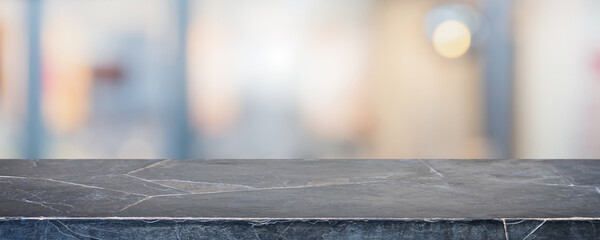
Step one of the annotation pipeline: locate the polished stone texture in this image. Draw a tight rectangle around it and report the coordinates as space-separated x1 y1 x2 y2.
0 159 599 239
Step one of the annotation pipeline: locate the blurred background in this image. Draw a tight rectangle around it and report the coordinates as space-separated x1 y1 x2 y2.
1 0 600 159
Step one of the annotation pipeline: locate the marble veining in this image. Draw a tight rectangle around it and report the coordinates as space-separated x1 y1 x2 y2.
1 159 599 239
1 159 599 218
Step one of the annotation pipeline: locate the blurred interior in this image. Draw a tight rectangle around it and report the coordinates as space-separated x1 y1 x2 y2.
1 0 600 159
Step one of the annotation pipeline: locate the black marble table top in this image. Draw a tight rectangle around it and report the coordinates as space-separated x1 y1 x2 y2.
1 159 599 219
1 159 599 239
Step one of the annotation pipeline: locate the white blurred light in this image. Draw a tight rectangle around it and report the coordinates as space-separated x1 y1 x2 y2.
432 20 471 58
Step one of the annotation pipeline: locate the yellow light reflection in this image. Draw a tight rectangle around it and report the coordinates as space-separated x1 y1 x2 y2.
432 20 471 59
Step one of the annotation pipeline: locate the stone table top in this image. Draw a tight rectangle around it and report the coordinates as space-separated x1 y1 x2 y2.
1 159 599 220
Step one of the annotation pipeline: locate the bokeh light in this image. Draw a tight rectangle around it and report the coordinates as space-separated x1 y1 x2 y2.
432 20 471 59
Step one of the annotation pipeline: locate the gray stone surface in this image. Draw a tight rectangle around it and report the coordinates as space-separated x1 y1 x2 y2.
0 159 599 239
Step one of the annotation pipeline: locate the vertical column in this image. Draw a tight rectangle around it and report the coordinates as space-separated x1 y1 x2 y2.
168 0 191 158
24 0 43 158
480 0 513 158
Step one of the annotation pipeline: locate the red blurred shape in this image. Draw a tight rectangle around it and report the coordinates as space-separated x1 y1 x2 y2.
93 63 123 84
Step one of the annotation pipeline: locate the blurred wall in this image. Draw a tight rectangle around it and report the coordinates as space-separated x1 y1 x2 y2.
366 0 486 158
0 0 28 158
514 0 600 158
